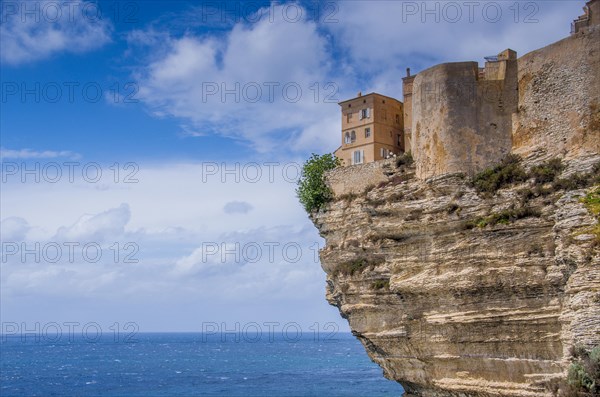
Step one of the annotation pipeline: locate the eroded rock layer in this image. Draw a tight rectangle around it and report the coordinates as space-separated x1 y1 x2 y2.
312 160 599 396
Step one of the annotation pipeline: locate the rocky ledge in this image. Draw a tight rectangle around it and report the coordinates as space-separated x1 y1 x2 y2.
311 157 599 396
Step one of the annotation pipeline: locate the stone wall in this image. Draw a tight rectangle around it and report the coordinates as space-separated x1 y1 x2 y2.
406 23 599 179
406 23 598 180
410 58 516 179
326 159 395 196
513 25 600 163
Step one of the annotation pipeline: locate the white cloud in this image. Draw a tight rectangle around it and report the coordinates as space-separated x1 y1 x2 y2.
130 4 340 154
272 1 585 104
0 216 30 241
0 147 81 160
0 162 336 330
0 0 112 65
223 200 253 214
327 0 584 74
54 203 130 242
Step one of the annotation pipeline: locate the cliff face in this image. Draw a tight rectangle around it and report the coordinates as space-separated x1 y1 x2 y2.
310 16 600 397
312 158 599 396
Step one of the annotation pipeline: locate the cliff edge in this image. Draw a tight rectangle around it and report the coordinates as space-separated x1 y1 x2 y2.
309 8 600 397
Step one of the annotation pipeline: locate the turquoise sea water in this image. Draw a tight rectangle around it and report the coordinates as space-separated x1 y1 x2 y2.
1 332 405 396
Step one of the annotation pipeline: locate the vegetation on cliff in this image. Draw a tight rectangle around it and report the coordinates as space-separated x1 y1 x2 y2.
472 154 527 195
472 155 600 198
466 156 600 234
315 154 599 395
297 153 340 213
395 151 414 168
580 187 600 244
550 346 600 396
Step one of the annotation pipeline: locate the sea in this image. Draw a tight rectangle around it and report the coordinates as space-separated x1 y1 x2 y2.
1 332 405 397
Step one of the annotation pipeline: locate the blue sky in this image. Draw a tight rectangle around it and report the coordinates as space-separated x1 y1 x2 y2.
0 0 587 332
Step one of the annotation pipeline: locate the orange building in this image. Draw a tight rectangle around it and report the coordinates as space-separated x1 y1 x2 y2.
334 92 404 166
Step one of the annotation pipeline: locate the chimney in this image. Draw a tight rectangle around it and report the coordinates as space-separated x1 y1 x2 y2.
357 91 362 97
406 68 411 77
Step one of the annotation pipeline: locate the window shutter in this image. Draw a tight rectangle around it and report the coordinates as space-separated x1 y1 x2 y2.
367 108 371 118
361 150 365 163
359 110 363 120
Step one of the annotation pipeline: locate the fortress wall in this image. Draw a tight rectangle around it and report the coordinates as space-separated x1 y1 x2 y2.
513 25 600 162
411 62 514 179
325 159 394 196
475 56 517 166
402 75 415 153
592 0 600 25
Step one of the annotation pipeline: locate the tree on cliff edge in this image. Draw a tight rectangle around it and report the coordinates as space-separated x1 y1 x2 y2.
297 153 340 213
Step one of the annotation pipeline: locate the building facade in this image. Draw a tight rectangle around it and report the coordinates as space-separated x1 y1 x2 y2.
334 93 404 166
332 0 598 181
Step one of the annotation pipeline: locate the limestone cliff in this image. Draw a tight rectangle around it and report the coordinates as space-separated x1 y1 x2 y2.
310 6 600 397
312 156 598 396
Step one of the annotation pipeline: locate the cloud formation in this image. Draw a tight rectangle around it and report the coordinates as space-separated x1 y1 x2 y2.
54 203 131 242
223 201 253 214
1 161 332 329
0 0 112 65
0 216 30 241
129 4 341 154
0 148 81 160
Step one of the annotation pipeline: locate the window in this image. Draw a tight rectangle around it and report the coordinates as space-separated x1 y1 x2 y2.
396 114 400 124
344 132 351 144
347 112 352 123
397 134 402 147
344 131 356 144
365 128 371 138
380 148 389 159
352 150 364 165
359 108 370 120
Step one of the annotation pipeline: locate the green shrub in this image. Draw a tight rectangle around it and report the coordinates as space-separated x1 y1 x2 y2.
335 257 385 276
396 151 414 168
530 158 564 184
552 173 592 191
475 156 599 199
472 154 527 194
372 279 390 290
465 206 541 229
592 161 600 185
580 187 600 246
558 346 600 396
296 153 340 213
550 162 600 192
492 206 541 225
581 187 600 217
